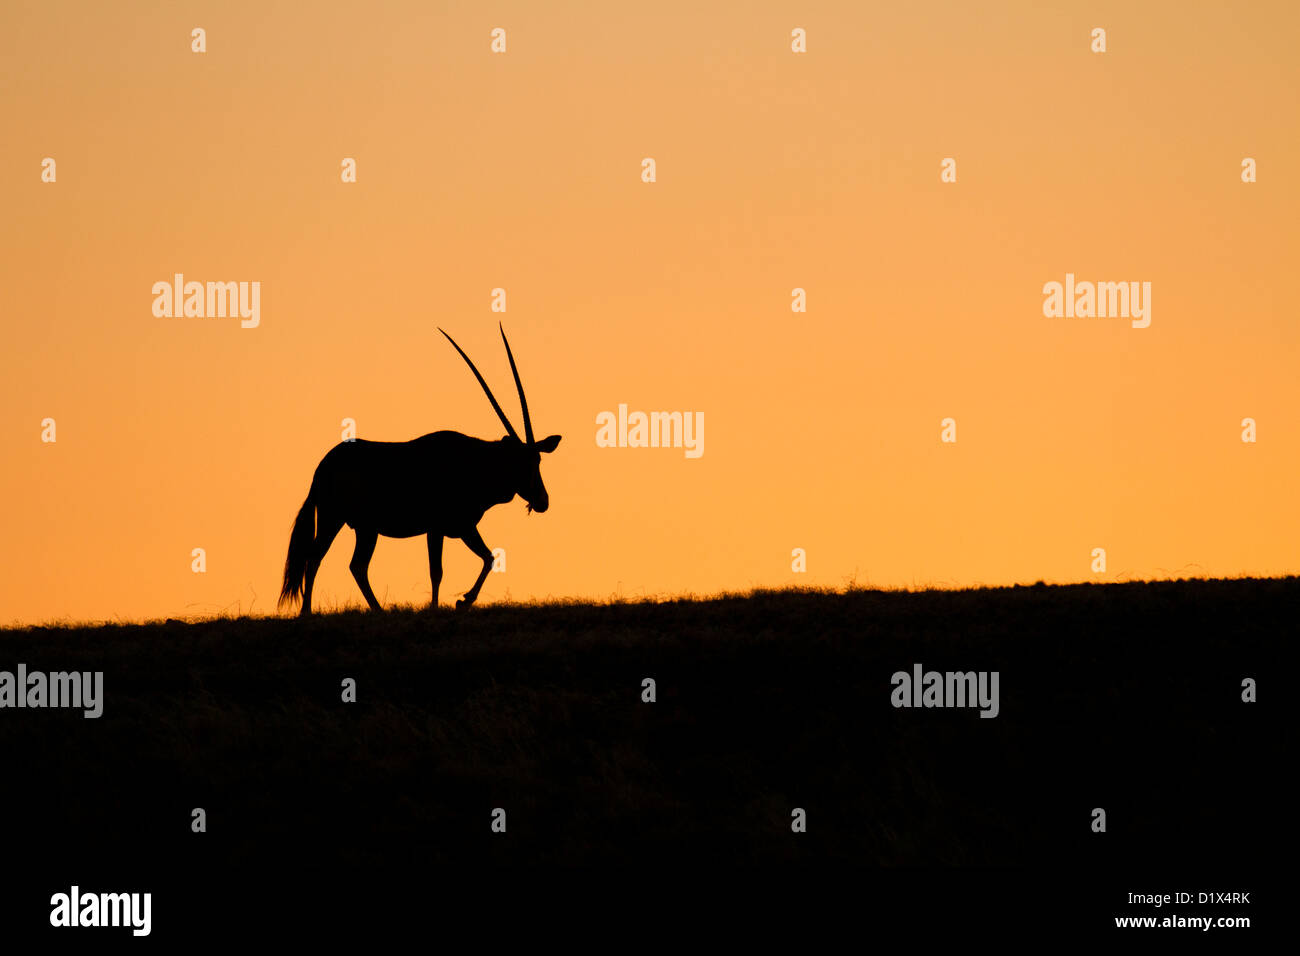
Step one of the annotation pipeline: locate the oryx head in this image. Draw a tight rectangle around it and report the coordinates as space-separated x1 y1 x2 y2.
439 324 562 513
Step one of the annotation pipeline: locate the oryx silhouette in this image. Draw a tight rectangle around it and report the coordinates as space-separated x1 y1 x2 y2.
279 324 561 615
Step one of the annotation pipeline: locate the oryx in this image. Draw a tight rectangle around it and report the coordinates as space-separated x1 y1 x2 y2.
279 324 561 615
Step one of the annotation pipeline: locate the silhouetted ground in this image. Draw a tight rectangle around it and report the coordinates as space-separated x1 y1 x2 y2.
0 578 1284 935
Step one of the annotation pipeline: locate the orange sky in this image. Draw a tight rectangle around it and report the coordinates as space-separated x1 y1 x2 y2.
2 0 1296 625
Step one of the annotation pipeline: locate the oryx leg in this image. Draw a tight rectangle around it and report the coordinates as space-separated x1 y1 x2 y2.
349 528 383 611
456 528 494 610
301 510 344 617
427 533 444 607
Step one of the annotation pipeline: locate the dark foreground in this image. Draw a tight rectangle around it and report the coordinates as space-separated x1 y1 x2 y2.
0 578 1285 938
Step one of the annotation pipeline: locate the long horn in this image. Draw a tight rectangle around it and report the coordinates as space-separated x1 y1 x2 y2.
498 323 534 445
439 328 519 440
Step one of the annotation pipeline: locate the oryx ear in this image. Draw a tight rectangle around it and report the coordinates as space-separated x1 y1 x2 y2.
534 434 562 453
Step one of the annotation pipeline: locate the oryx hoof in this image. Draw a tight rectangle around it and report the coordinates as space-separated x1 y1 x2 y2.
455 598 473 612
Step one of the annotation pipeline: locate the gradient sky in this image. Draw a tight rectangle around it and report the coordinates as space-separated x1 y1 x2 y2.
2 0 1296 625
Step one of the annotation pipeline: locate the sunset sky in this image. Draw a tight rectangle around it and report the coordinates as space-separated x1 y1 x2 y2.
2 0 1296 625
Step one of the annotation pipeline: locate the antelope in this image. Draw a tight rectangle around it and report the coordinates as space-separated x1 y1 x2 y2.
278 324 561 616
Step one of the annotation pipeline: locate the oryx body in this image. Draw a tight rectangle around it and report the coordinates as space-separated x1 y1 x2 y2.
279 326 561 615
